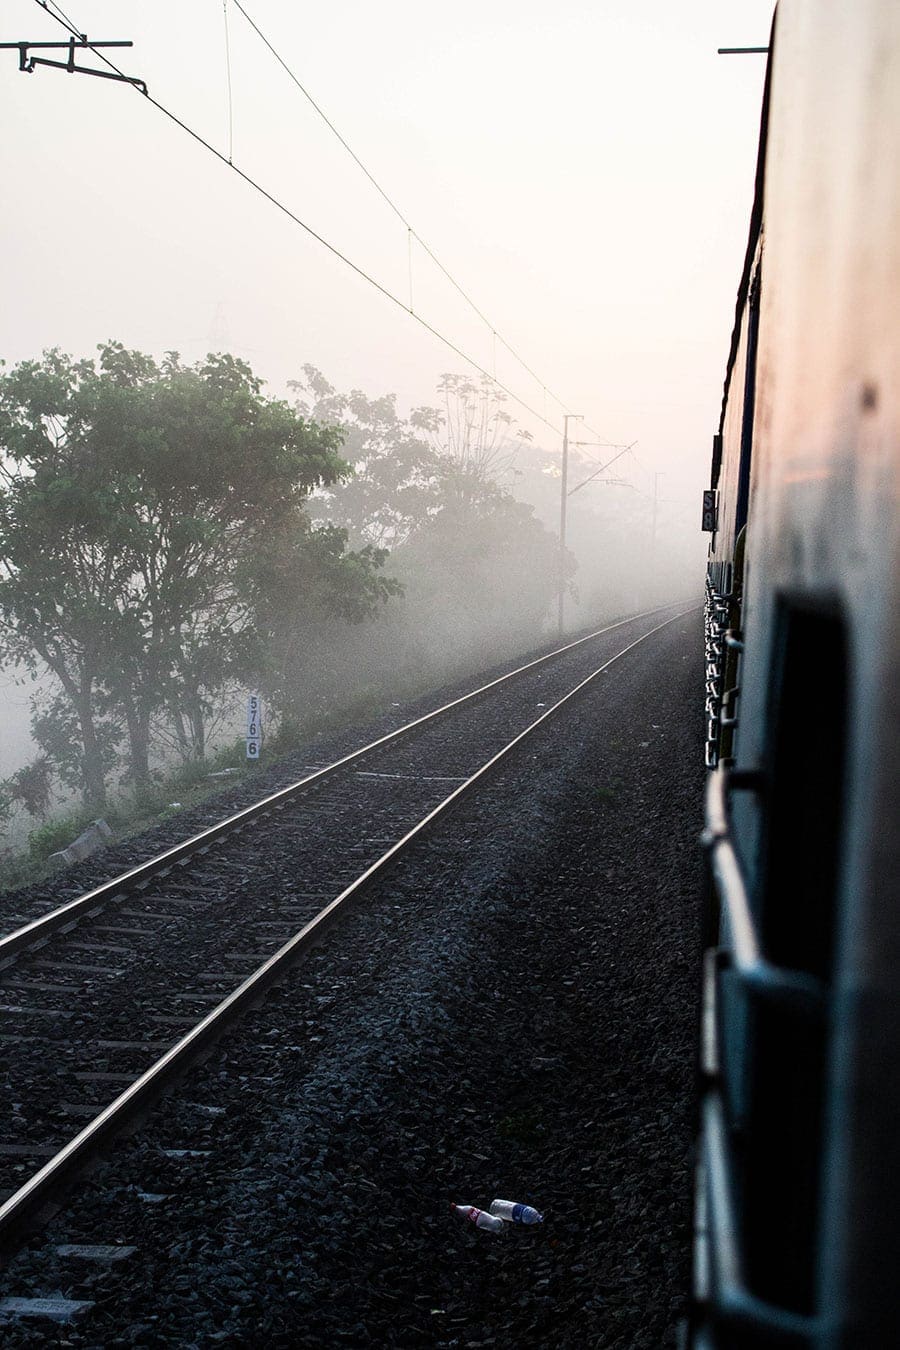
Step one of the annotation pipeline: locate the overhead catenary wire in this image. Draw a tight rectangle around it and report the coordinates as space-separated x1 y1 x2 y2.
30 0 625 458
568 444 634 497
29 0 565 438
36 0 83 39
31 1 619 451
230 1 618 450
230 0 594 428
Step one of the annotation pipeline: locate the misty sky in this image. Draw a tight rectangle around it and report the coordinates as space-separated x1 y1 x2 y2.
4 1 771 479
1 0 772 768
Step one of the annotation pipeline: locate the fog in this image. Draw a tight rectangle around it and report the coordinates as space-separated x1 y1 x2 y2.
0 0 772 853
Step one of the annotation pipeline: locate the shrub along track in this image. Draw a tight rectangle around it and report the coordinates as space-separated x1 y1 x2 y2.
0 607 702 1346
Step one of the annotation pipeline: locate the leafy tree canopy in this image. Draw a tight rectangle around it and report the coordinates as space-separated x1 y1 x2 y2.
291 364 441 550
0 343 396 805
292 366 570 653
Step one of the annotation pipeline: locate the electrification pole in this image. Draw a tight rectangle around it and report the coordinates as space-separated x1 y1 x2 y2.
558 413 582 637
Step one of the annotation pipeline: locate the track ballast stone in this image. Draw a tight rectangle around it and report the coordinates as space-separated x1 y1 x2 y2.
0 612 702 1348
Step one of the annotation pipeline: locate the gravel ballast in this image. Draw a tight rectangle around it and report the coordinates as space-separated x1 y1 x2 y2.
0 609 703 1347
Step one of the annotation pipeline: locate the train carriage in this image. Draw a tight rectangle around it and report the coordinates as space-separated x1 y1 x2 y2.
695 2 900 1345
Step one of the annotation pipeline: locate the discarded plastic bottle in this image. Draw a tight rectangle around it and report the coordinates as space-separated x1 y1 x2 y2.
489 1198 544 1225
450 1203 505 1233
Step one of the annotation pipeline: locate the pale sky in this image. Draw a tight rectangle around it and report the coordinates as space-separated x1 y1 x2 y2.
3 0 773 501
0 0 774 780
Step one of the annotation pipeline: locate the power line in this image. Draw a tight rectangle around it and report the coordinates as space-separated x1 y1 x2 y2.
36 1 82 40
230 2 618 448
29 0 564 437
31 1 626 458
568 444 633 497
231 0 584 425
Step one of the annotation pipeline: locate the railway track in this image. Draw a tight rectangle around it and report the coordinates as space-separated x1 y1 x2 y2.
0 604 692 1272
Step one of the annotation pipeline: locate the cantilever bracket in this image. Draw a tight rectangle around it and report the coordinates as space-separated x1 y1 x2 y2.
0 37 147 94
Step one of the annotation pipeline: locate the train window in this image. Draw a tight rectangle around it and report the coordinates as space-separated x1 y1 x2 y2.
743 598 848 1313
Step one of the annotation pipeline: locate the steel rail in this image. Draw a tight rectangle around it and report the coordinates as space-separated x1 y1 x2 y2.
0 605 678 968
0 605 697 1250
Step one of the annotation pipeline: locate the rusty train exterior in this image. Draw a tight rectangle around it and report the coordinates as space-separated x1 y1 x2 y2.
694 2 899 1346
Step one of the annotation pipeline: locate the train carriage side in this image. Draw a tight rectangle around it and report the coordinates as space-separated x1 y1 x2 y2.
704 232 763 772
704 46 770 772
695 3 900 1347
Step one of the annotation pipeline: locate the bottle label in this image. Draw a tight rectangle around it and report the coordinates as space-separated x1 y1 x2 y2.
512 1204 524 1223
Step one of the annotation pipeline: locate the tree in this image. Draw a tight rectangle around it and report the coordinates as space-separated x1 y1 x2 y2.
0 343 398 804
238 510 402 719
0 756 53 821
292 367 539 544
290 365 441 549
414 372 531 491
292 365 567 625
0 347 140 805
290 367 569 673
393 472 569 650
